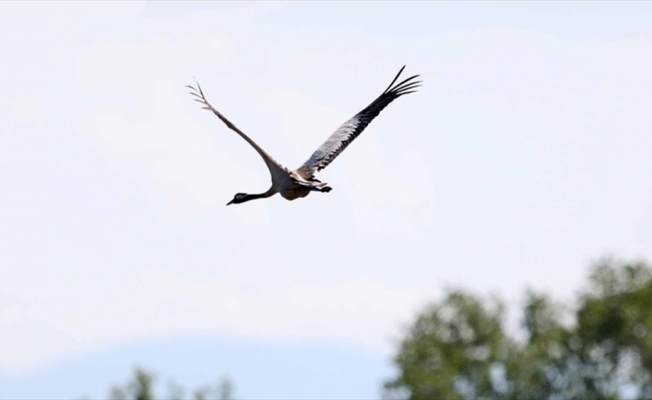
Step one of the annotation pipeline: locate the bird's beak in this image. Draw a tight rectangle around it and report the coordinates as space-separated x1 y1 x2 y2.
226 199 234 206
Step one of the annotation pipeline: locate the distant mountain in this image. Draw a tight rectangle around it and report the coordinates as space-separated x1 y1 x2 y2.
0 336 392 399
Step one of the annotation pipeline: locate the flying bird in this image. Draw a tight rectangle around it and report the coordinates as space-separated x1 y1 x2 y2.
187 66 421 206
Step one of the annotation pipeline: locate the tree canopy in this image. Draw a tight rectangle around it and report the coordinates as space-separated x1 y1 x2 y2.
384 258 652 400
107 367 234 400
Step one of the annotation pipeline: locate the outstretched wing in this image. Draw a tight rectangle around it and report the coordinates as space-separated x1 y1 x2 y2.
296 66 421 179
187 81 290 180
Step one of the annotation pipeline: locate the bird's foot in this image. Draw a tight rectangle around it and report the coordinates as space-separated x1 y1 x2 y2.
319 185 333 193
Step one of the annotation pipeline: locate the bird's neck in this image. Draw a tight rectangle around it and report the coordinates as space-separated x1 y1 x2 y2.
242 188 275 203
243 193 267 202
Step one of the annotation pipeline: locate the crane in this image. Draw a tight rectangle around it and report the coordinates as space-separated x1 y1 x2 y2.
187 65 421 205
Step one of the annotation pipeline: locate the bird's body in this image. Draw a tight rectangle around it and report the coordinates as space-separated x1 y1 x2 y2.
187 66 421 205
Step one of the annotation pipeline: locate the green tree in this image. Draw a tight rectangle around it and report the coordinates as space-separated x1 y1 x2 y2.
383 290 514 400
109 367 155 400
108 367 236 400
574 259 652 399
384 258 652 400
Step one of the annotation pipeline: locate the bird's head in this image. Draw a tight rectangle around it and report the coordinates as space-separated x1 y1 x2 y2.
227 192 250 206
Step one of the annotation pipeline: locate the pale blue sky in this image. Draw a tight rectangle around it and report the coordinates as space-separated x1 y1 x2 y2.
1 1 652 398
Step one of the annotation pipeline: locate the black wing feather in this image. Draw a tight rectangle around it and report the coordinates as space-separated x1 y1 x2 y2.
297 66 422 178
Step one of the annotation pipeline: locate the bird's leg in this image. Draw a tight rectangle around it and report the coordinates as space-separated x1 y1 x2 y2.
315 180 332 192
315 183 332 193
301 181 332 193
292 176 332 193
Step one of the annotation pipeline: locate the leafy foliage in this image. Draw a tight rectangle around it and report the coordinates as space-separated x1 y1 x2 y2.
384 258 652 400
108 367 235 400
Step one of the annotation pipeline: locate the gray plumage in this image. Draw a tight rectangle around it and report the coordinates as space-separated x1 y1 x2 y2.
296 66 421 179
187 65 421 206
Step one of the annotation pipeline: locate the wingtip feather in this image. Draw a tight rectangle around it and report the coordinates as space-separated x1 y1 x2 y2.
383 65 408 94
